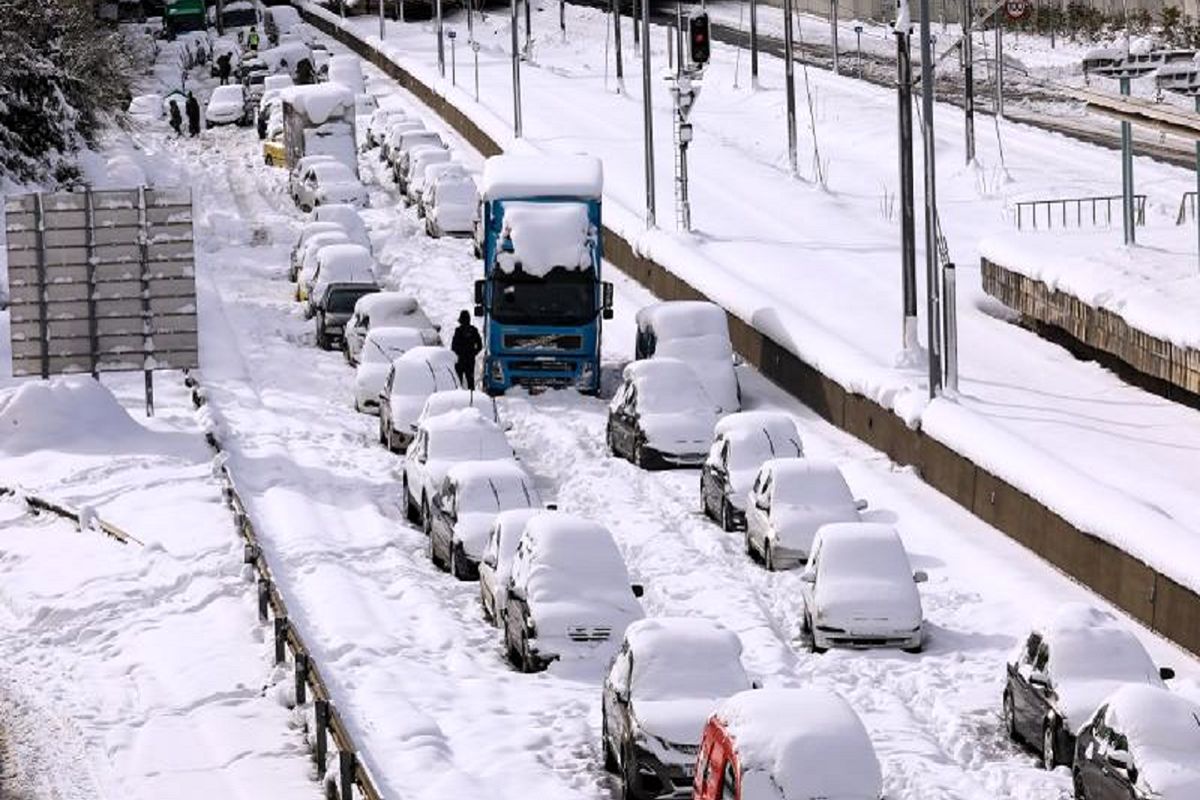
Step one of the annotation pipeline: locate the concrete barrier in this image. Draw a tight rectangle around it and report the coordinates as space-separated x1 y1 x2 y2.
298 6 1200 660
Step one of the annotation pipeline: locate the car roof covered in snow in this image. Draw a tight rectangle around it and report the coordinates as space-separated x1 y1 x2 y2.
635 301 729 339
810 523 912 577
761 458 853 506
354 291 418 317
425 162 468 183
624 618 749 701
716 688 882 800
516 514 634 604
280 83 354 124
622 358 704 391
420 408 511 460
364 326 426 350
315 243 372 272
210 85 245 102
481 154 603 201
715 411 803 449
1029 603 1162 685
309 161 356 182
421 389 497 421
1099 685 1200 782
387 348 458 396
495 203 592 277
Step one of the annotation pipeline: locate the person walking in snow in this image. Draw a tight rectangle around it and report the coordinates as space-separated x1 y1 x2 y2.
185 91 201 137
450 310 482 391
217 52 232 85
247 26 260 52
169 99 183 136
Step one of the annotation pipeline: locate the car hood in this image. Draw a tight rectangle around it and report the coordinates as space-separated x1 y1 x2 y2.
815 577 921 630
207 101 243 115
453 513 495 559
356 362 390 392
632 698 715 754
640 413 716 451
319 182 365 200
1138 753 1200 800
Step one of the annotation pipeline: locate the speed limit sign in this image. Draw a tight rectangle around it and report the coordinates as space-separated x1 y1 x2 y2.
1004 0 1031 20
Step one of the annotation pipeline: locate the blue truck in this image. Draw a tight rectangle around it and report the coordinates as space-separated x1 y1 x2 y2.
474 155 613 395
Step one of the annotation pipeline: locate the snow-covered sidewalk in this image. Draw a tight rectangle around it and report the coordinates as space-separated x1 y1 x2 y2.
308 1 1200 596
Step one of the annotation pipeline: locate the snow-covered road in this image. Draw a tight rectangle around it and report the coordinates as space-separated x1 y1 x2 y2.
132 26 1200 800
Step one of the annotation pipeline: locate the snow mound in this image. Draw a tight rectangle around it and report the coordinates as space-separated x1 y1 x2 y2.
498 203 593 276
0 378 154 456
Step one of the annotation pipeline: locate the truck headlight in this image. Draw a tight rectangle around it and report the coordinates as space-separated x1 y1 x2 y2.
576 362 595 389
490 360 504 383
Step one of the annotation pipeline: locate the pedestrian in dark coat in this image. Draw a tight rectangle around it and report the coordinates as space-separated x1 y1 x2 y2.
185 91 201 136
450 310 483 391
217 53 232 85
295 57 314 85
169 99 182 135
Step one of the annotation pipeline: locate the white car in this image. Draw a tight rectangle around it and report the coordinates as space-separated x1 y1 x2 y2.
800 523 927 653
288 154 337 200
391 131 445 189
744 458 864 570
417 389 501 430
353 327 428 413
601 618 752 798
290 221 347 282
427 461 542 579
366 107 408 147
312 204 370 251
128 93 163 121
294 161 367 212
423 169 477 237
263 73 293 93
380 120 426 164
701 411 804 532
417 162 466 217
327 53 365 95
294 230 350 300
635 301 741 414
479 508 545 626
205 85 250 127
606 359 720 469
503 514 644 672
403 408 514 527
344 292 438 365
305 243 374 316
403 147 452 205
378 347 460 454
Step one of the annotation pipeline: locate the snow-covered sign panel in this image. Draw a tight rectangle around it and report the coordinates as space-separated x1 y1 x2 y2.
4 187 199 383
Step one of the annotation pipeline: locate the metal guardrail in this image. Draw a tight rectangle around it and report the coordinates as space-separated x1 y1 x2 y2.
1177 191 1197 225
0 486 141 545
1015 194 1146 230
185 372 382 800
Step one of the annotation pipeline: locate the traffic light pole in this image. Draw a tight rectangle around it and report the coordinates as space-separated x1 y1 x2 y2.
749 0 759 87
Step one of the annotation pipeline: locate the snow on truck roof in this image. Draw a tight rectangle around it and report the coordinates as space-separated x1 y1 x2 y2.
481 154 603 201
716 688 882 800
280 83 354 124
497 203 592 277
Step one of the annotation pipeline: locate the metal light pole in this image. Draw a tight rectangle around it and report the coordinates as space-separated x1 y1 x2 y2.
560 0 566 38
750 0 759 87
854 23 863 77
338 0 344 19
449 29 457 85
468 0 474 42
918 0 942 397
511 0 523 136
782 0 798 175
524 0 532 56
1120 76 1135 245
437 0 445 77
1195 96 1199 271
473 40 481 101
612 0 625 86
994 18 1004 119
896 0 918 354
830 0 840 75
380 0 385 40
962 0 975 162
633 0 640 47
641 0 655 227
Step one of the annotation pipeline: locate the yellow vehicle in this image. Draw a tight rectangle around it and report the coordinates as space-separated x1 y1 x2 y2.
263 138 286 168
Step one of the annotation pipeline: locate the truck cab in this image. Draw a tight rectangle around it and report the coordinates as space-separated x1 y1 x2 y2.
475 155 613 395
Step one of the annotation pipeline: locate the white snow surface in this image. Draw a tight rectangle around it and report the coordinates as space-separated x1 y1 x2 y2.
497 202 593 276
481 154 603 201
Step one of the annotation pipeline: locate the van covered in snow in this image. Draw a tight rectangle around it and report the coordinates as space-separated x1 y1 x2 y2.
475 155 614 395
280 83 358 178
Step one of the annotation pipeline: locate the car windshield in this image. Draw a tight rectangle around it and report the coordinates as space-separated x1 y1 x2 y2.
327 287 376 314
490 267 595 326
635 374 709 415
428 429 510 461
1050 629 1159 684
458 476 535 514
212 86 243 102
819 535 907 581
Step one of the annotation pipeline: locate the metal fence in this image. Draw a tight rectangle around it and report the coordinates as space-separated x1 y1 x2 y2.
4 187 199 413
1014 194 1147 230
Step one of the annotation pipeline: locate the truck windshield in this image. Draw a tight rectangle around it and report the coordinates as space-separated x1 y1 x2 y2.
490 267 595 326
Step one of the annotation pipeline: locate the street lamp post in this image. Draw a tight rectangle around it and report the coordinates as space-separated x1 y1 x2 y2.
511 0 523 136
641 0 655 227
449 29 457 85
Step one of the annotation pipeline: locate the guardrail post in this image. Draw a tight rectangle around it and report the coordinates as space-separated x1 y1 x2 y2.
243 542 257 564
295 653 308 705
274 616 288 664
339 750 356 800
314 700 329 770
258 577 270 623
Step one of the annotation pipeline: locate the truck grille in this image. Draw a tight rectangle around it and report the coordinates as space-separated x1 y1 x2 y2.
504 333 583 351
566 625 612 642
511 359 575 373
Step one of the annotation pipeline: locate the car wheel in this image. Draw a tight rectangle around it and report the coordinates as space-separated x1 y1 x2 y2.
404 482 419 524
620 739 637 800
601 710 618 772
1042 719 1059 770
421 498 432 536
720 498 736 532
744 527 756 559
1072 767 1088 800
764 540 776 571
632 438 649 469
806 613 827 654
449 543 467 581
1003 690 1019 743
606 424 619 458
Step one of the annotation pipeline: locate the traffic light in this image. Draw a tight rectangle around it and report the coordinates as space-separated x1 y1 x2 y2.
688 13 710 66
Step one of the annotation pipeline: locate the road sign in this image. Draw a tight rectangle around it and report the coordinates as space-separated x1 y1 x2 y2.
4 186 199 413
1004 0 1031 21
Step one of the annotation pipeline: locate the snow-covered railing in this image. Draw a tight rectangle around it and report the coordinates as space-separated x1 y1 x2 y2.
1014 193 1146 230
186 372 383 800
0 486 141 545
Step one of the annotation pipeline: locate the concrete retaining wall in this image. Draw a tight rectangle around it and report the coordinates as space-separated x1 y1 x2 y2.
300 6 1200 659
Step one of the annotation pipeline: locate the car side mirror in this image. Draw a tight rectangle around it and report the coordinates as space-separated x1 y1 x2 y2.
1029 670 1051 690
631 584 645 599
854 498 868 511
418 454 427 464
800 571 816 584
750 679 763 690
602 308 614 320
503 421 514 432
1106 749 1131 772
474 279 485 304
913 570 928 584
615 685 630 704
1159 666 1176 680
545 503 558 511
755 495 769 512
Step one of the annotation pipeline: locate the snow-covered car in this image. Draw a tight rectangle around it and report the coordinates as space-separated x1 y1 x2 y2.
391 131 445 189
293 230 350 297
602 618 751 800
263 73 294 94
305 242 374 315
694 688 882 800
799 523 927 653
353 327 427 413
327 54 365 95
365 107 408 148
127 93 163 121
344 293 438 366
1073 685 1200 800
635 301 741 414
417 161 466 217
355 93 378 118
293 161 367 212
478 508 544 626
417 389 501 430
256 94 281 139
701 410 804 532
1003 603 1175 771
402 408 514 527
312 203 370 252
428 461 542 580
205 85 250 127
380 120 426 164
743 458 864 570
257 41 313 80
378 347 459 454
288 154 337 201
314 281 379 352
290 221 347 282
403 147 452 206
606 359 720 470
423 168 477 238
503 514 644 672
263 5 301 44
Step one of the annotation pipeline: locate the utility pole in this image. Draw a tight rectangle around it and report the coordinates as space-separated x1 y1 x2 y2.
830 0 840 74
962 0 975 162
1120 76 1135 245
642 0 655 228
524 0 532 56
437 0 445 76
511 0 523 136
750 0 759 87
612 0 624 87
379 0 386 39
896 0 918 354
782 0 798 175
918 0 942 397
633 0 640 47
994 18 1004 119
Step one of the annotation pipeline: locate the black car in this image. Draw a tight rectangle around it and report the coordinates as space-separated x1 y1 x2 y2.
606 360 718 471
1003 606 1174 770
314 282 379 351
699 411 803 532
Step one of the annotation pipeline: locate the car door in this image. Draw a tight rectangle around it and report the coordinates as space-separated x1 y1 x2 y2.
1097 723 1136 800
1015 639 1054 743
1007 632 1042 743
479 524 501 617
380 366 395 428
603 646 633 759
611 383 636 455
700 437 725 513
431 481 455 564
1075 707 1110 799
